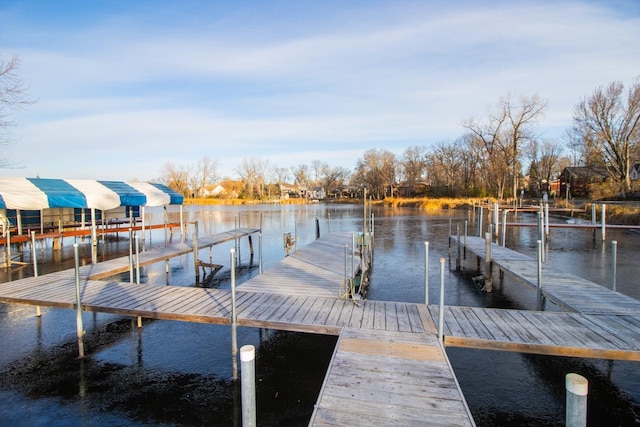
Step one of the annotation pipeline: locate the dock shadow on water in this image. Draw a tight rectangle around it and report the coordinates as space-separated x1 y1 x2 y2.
0 310 336 426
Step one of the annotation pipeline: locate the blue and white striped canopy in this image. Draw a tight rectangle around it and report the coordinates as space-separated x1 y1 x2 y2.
0 177 183 211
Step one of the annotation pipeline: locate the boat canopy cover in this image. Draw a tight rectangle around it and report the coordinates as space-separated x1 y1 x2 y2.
0 177 184 211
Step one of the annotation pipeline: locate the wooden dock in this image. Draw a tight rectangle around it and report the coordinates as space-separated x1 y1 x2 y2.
429 305 640 361
2 231 640 424
453 235 640 315
81 227 260 280
237 232 356 298
310 328 474 426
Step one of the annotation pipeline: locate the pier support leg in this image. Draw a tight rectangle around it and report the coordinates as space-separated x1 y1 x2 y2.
240 345 257 427
566 373 588 427
484 232 493 292
73 244 85 359
230 248 238 381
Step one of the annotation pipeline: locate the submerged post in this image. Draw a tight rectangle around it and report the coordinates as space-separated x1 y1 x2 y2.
566 373 588 427
438 257 445 341
73 243 85 358
231 248 238 381
240 345 257 427
424 242 429 305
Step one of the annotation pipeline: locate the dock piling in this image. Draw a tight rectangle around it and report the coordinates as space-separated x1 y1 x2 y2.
240 345 257 427
424 242 429 305
456 225 461 271
128 228 133 283
463 221 467 259
566 373 588 427
537 240 543 311
73 243 85 359
484 232 492 292
438 257 445 341
601 204 606 241
259 232 263 275
135 234 142 328
231 248 238 381
612 240 617 292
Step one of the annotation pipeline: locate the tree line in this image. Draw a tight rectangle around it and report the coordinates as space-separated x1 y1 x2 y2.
160 77 640 201
1 54 638 200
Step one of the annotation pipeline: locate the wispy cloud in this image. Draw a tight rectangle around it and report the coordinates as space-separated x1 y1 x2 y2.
1 0 639 180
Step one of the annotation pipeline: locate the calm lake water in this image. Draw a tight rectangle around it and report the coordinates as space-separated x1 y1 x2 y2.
0 203 639 426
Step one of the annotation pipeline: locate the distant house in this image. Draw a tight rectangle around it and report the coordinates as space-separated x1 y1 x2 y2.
396 181 430 197
304 186 326 200
330 185 363 199
630 164 640 181
559 166 609 198
203 184 226 197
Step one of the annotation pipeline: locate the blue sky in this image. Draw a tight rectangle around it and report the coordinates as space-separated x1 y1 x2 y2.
1 0 639 182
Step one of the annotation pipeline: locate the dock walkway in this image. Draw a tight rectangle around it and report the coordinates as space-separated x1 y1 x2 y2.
81 227 260 280
453 235 640 315
0 231 476 426
2 232 640 424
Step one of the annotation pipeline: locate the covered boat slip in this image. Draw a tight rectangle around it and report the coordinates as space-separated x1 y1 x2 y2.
0 176 184 262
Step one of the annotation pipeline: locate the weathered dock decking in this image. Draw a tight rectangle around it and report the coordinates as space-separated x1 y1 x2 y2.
453 235 640 315
81 227 260 280
429 305 640 361
310 328 474 426
2 231 640 424
238 232 357 298
0 231 476 426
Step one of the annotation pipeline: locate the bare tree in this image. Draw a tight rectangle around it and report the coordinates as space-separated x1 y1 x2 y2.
237 157 270 199
320 165 351 195
464 94 547 199
273 167 290 196
354 149 397 199
504 94 547 198
571 78 640 196
291 164 310 188
189 156 218 198
1 55 35 167
161 162 190 196
399 145 427 195
463 114 510 198
310 160 328 186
